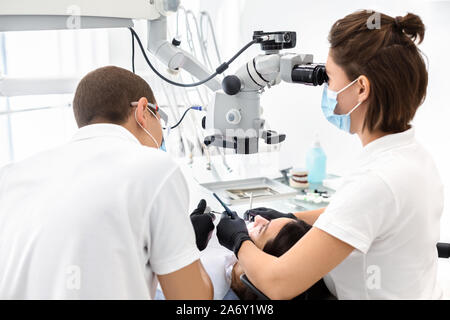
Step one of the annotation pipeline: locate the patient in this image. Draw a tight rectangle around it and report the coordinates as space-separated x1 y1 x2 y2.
154 213 332 300
228 215 332 300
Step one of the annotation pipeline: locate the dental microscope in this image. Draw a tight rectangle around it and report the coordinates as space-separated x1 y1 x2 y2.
202 31 328 154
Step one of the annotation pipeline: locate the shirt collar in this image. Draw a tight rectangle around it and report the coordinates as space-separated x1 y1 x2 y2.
70 123 141 145
359 127 415 159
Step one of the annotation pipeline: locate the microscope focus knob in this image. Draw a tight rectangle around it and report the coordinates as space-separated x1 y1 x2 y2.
226 109 242 125
222 75 241 95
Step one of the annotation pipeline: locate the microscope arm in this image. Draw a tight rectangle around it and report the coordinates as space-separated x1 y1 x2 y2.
146 16 222 92
223 53 314 94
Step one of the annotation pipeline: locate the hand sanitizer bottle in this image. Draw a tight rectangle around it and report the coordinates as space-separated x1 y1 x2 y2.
306 134 327 184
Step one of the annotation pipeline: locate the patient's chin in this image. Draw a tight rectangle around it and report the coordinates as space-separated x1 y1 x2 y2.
247 223 257 242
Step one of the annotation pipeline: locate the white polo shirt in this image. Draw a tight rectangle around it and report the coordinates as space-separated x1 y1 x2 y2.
0 124 200 299
315 128 444 299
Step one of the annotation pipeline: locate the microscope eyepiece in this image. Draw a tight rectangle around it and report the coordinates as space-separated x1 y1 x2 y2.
291 64 328 86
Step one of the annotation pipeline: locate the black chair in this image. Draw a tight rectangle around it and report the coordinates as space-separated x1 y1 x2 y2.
438 242 450 258
240 242 450 300
240 274 270 300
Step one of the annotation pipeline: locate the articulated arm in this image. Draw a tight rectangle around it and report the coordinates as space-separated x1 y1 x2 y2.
146 16 221 92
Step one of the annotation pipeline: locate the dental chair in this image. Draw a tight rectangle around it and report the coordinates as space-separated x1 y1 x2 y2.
240 242 450 300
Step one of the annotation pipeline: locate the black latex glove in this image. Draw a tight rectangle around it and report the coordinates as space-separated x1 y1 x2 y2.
190 199 215 251
243 207 297 222
216 211 252 257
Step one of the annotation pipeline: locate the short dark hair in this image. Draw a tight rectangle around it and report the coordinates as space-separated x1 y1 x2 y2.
328 11 428 134
232 219 332 300
73 66 156 127
262 219 312 257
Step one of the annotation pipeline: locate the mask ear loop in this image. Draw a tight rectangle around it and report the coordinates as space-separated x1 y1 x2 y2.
343 77 363 115
345 100 363 116
135 107 159 148
335 77 363 115
336 77 359 95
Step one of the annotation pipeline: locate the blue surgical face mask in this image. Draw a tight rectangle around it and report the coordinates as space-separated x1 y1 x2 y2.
159 138 166 152
321 78 362 133
159 126 170 152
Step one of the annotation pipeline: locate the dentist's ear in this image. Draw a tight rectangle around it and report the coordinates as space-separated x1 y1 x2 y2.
135 97 149 128
357 76 371 102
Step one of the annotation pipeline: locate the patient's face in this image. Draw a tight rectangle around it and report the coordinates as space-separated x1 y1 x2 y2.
247 215 293 249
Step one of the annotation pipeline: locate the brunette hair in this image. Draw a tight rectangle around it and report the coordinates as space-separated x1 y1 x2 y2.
262 219 312 256
73 66 156 127
328 10 428 133
232 219 332 300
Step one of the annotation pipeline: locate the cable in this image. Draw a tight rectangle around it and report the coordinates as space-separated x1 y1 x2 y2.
131 30 135 73
128 27 258 88
168 106 202 129
221 38 258 71
129 27 217 87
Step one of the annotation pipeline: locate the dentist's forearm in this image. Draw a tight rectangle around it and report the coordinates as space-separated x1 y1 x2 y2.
293 207 326 225
237 240 282 299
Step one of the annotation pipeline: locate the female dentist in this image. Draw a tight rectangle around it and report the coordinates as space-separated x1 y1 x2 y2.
216 10 444 300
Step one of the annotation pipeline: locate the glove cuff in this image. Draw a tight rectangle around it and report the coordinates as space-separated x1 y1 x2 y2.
287 213 298 220
233 233 252 257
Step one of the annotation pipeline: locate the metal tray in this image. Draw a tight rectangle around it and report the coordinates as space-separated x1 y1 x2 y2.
200 177 297 205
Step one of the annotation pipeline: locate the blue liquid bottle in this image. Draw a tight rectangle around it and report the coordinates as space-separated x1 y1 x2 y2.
306 135 327 184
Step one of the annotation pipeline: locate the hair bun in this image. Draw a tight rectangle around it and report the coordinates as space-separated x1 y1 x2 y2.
394 13 425 44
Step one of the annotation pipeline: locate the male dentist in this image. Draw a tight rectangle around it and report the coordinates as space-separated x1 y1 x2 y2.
0 66 214 299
